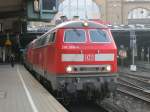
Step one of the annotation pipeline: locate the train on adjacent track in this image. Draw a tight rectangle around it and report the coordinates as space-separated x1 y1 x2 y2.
24 20 118 103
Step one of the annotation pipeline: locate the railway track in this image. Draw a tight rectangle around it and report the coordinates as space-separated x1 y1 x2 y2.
65 99 127 112
66 102 108 112
136 64 150 72
100 99 127 112
119 72 150 89
118 71 150 103
32 72 126 112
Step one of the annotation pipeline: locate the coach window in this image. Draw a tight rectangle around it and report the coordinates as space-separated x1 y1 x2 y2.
89 29 110 43
49 32 56 43
64 29 86 43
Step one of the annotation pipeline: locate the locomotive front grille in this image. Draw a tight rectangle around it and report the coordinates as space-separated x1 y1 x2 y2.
79 67 99 72
68 65 110 73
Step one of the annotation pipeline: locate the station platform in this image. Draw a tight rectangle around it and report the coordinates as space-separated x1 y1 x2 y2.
136 61 150 69
0 64 68 112
119 62 150 78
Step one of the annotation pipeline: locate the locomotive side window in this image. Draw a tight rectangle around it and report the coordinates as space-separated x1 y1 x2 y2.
49 32 56 43
89 30 110 43
36 39 41 47
34 36 48 48
40 37 47 46
64 29 86 43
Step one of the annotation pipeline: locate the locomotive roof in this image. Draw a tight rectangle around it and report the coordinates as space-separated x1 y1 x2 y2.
55 20 108 29
38 20 109 41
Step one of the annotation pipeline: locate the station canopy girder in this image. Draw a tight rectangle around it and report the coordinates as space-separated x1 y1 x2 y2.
0 0 24 18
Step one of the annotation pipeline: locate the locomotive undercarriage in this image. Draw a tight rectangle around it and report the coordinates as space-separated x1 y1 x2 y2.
26 64 118 104
54 74 118 104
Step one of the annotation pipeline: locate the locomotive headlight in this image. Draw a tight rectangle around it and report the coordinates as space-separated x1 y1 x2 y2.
66 66 73 73
83 21 88 26
106 65 111 71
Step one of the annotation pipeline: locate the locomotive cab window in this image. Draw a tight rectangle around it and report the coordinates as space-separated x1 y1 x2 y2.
64 29 86 43
49 32 56 43
40 37 47 46
89 29 110 43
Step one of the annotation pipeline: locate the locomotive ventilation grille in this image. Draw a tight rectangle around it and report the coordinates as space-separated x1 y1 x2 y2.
66 65 111 73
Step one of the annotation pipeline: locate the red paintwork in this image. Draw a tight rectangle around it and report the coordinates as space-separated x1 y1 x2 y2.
26 20 117 76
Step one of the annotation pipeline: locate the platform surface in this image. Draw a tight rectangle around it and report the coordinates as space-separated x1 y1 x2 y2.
0 64 68 112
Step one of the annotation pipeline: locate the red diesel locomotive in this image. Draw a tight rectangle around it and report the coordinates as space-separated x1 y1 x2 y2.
25 20 118 103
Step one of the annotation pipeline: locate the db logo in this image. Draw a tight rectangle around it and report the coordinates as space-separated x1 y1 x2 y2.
84 54 95 61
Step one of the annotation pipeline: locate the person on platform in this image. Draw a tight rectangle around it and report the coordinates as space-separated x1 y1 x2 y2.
10 54 15 67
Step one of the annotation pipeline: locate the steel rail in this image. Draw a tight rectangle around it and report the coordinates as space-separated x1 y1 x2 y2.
117 70 150 103
117 80 150 103
119 71 150 79
117 88 150 103
100 99 128 112
136 65 150 72
118 74 150 90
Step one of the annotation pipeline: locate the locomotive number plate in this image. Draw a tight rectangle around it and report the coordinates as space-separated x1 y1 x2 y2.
84 54 95 61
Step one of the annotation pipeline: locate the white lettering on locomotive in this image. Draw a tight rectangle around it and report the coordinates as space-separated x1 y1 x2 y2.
84 54 95 61
62 46 80 49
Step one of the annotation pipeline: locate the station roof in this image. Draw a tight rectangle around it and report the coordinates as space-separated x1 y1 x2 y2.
0 0 24 18
55 20 108 29
109 24 150 31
